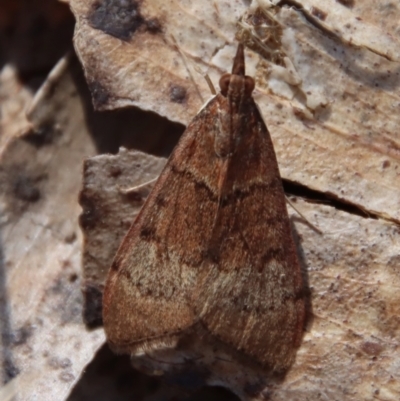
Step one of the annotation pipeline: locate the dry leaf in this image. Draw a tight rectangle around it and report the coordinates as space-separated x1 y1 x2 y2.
0 65 33 153
73 0 400 399
80 149 165 327
71 0 400 222
0 54 104 400
80 148 400 400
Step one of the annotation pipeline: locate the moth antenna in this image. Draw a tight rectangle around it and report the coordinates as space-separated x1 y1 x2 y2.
204 73 217 95
118 177 158 195
286 196 323 235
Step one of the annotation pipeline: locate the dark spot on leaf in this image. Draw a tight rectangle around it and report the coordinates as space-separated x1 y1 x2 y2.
88 80 111 108
88 0 144 41
59 371 75 382
311 6 327 21
23 124 59 147
88 0 161 40
79 191 101 230
69 273 78 282
8 324 34 346
13 176 41 202
65 232 77 244
49 356 72 369
3 358 20 382
88 0 144 40
170 84 187 104
145 18 162 34
361 341 383 356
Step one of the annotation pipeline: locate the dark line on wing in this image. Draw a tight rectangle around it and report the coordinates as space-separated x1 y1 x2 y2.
170 165 281 206
261 247 286 266
221 178 281 206
170 164 218 201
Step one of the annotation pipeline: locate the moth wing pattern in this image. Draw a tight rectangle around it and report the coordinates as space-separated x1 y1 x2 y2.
103 44 305 372
195 100 304 371
103 96 224 353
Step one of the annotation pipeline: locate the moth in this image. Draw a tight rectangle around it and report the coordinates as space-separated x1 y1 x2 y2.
103 44 305 395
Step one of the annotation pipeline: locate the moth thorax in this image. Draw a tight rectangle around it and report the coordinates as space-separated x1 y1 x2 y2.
215 109 245 158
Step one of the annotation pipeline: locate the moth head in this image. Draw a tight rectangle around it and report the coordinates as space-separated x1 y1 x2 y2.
219 43 255 98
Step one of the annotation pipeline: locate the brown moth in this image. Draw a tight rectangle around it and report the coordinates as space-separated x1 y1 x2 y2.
103 44 305 396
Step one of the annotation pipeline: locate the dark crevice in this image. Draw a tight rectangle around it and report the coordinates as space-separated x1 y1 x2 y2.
283 179 385 221
68 51 185 157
